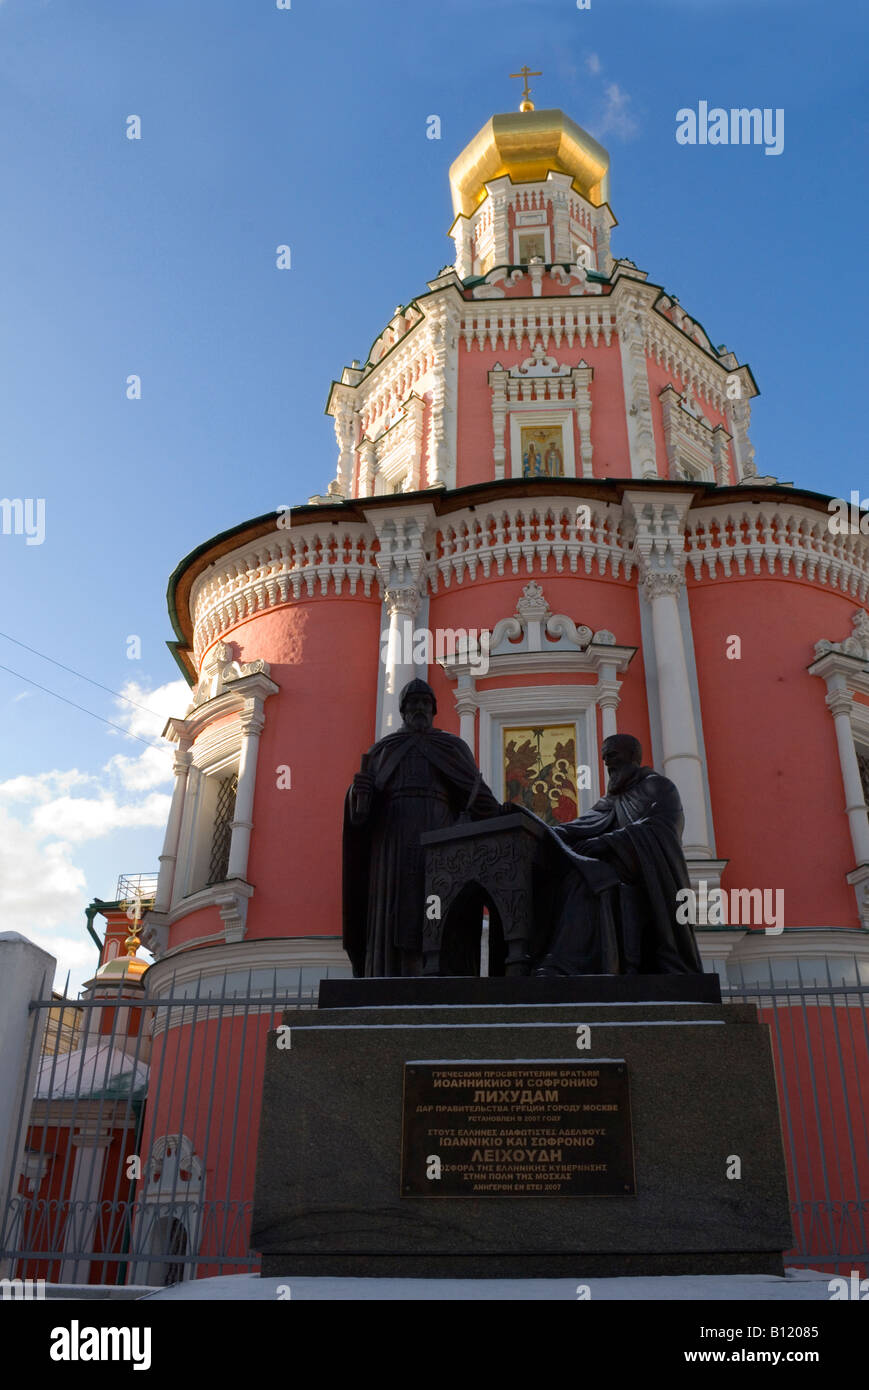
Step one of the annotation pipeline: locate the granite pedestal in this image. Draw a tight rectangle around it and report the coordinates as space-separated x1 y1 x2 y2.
252 980 793 1279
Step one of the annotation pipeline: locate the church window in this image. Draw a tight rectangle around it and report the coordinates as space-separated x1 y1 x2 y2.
207 774 238 885
516 231 547 263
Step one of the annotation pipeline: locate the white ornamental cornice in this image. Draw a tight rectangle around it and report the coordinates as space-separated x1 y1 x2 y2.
189 522 379 660
426 496 633 592
685 503 869 603
460 301 616 351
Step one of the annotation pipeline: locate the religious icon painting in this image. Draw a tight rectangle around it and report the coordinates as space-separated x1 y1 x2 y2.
520 424 564 479
517 232 546 263
502 724 578 825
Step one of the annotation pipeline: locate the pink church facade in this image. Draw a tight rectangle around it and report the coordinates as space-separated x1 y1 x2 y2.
139 103 869 996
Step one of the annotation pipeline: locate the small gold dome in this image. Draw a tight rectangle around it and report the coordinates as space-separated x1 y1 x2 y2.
449 108 610 220
96 954 148 982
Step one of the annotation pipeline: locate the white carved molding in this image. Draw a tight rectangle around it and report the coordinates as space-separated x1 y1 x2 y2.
488 353 594 479
364 392 426 494
685 508 869 602
190 641 271 708
428 498 632 592
815 608 869 664
660 384 732 486
190 525 379 660
442 582 635 798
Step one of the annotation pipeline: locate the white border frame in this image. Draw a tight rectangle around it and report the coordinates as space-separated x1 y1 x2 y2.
513 225 551 264
475 684 601 813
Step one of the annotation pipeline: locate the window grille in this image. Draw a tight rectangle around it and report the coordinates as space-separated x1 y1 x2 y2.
858 751 869 808
207 774 238 885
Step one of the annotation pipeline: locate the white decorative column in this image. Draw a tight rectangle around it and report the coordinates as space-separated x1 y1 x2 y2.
59 1126 113 1284
358 438 376 496
331 391 357 498
624 490 716 861
425 291 461 489
227 704 266 881
615 284 658 479
364 502 438 737
173 763 201 901
549 180 572 263
454 674 478 753
592 204 616 275
489 183 510 266
488 365 508 480
723 367 758 481
597 661 621 741
154 741 192 912
644 572 712 857
573 361 594 478
381 586 422 734
827 686 869 863
810 623 869 886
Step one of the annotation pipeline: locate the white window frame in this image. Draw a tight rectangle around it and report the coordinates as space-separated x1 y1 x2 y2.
175 730 241 903
513 226 551 264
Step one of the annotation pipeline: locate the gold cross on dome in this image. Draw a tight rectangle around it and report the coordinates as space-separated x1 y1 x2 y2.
510 65 542 112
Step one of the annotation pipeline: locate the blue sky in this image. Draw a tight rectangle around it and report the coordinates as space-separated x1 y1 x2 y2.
0 0 866 990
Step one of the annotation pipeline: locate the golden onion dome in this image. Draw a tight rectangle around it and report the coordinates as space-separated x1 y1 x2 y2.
449 108 610 220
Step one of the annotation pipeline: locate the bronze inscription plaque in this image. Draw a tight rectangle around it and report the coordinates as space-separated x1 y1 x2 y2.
401 1061 634 1197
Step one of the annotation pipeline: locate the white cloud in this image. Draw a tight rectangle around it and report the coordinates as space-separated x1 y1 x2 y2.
0 807 87 931
597 83 639 140
30 791 171 844
586 53 601 75
0 676 190 991
0 769 92 803
102 676 189 791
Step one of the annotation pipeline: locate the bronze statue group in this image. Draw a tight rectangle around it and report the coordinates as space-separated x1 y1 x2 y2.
343 679 702 980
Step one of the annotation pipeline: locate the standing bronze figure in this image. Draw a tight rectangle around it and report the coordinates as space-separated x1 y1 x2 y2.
342 679 502 977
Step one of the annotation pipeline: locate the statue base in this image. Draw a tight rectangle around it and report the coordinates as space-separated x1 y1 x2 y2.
252 991 792 1279
318 973 721 1009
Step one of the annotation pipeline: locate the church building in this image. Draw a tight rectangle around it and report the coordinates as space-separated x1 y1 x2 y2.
76 81 869 1280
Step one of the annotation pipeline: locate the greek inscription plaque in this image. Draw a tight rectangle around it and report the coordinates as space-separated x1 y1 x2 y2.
401 1061 634 1197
